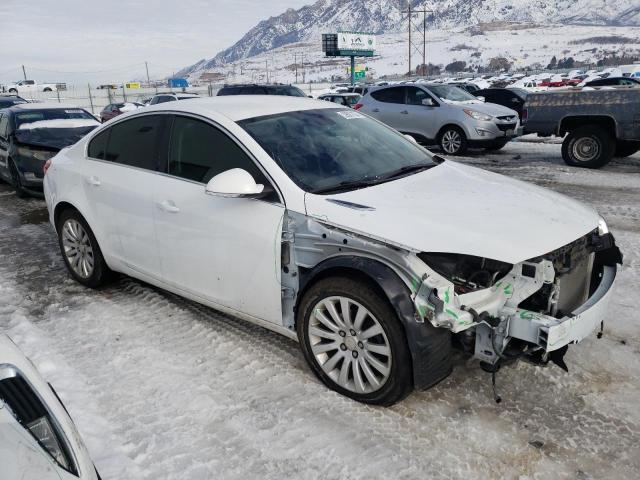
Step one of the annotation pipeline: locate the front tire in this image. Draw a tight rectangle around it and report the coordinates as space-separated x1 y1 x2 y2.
297 276 413 406
9 160 28 198
561 126 615 168
56 209 113 288
438 126 468 155
43 87 52 92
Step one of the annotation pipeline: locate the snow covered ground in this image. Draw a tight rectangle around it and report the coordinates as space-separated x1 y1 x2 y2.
1 138 639 479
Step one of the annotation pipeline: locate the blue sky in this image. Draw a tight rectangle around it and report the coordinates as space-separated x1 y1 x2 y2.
0 0 310 84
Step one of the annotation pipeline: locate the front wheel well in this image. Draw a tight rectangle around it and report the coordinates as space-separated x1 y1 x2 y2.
436 123 466 139
296 266 392 320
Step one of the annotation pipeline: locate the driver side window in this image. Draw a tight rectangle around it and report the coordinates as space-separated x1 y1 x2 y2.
167 116 273 194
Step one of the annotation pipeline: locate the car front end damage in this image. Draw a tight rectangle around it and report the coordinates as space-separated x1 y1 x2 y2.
413 223 622 373
284 209 622 396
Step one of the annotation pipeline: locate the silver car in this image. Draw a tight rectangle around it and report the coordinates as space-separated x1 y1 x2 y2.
357 84 522 155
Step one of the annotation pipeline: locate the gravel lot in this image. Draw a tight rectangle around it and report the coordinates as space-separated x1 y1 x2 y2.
1 138 639 480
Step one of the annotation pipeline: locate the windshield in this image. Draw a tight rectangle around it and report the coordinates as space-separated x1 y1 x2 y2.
0 98 27 108
507 88 529 99
239 108 436 193
274 86 306 97
15 109 95 129
425 85 477 102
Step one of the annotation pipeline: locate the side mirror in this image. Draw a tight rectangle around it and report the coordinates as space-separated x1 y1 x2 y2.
205 168 264 198
477 96 486 102
421 98 436 107
403 134 418 144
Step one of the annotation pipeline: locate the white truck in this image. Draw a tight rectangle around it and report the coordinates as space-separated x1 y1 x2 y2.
1 80 64 94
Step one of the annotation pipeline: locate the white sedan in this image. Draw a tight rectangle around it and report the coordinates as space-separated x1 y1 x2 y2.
43 96 621 405
0 335 99 479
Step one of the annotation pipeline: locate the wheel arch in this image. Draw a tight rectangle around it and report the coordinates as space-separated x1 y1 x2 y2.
296 255 452 390
558 115 618 139
436 122 468 140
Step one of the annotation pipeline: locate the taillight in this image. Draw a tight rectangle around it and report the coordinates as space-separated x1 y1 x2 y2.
353 103 363 110
43 159 52 175
522 108 528 122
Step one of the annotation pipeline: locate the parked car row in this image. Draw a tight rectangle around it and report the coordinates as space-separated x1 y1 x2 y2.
39 96 621 407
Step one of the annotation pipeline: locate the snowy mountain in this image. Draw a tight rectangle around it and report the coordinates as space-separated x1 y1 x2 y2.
178 0 640 75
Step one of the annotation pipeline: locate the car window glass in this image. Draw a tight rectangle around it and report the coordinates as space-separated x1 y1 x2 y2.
370 87 405 104
168 116 269 188
331 97 343 104
405 87 429 105
104 115 163 169
87 129 109 159
0 114 8 139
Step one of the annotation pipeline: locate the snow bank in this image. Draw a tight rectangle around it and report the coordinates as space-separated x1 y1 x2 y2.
18 118 99 130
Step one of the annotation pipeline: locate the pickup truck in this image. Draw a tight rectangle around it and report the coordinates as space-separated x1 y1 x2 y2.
1 80 65 94
523 87 640 168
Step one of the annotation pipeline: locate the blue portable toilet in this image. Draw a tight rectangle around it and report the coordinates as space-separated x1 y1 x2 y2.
168 78 189 88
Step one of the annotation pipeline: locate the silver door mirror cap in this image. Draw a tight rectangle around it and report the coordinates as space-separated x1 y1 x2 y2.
403 134 418 144
205 168 264 198
421 98 436 106
477 96 486 102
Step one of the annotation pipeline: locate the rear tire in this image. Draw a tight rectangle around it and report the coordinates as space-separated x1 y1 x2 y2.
56 209 114 288
43 87 52 92
297 276 413 406
561 126 615 168
614 141 640 158
438 126 468 155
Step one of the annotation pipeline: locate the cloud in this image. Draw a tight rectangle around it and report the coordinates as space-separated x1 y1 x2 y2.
0 0 311 84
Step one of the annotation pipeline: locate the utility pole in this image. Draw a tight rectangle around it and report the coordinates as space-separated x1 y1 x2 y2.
22 65 27 81
302 52 305 83
265 60 269 83
145 61 151 88
294 53 298 84
402 3 433 76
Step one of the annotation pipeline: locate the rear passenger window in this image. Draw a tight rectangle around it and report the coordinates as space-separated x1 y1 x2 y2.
87 129 109 159
370 87 405 104
168 116 268 186
103 115 164 170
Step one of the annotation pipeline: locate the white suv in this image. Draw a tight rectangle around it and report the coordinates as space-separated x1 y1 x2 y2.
43 97 620 405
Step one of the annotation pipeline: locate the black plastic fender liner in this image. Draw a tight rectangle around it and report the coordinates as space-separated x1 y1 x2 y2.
297 255 453 390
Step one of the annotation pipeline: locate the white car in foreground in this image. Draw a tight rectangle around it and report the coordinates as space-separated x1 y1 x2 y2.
0 335 99 479
43 97 622 405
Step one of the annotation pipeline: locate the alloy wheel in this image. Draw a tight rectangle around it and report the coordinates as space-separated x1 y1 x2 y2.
307 296 392 394
441 130 462 154
61 219 94 279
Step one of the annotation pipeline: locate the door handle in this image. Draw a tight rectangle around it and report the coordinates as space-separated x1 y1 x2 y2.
400 110 409 114
159 200 180 213
85 176 101 186
372 108 379 112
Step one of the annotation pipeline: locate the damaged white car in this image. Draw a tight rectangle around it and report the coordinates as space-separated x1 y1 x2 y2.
43 97 622 405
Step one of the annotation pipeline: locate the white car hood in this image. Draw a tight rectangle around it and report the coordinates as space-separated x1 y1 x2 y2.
304 161 599 264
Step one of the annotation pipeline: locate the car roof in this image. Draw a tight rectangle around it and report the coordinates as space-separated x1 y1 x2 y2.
320 93 360 97
141 95 340 121
5 103 85 113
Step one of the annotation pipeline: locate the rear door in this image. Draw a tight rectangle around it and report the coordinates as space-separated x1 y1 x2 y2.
83 114 167 279
363 87 407 129
153 114 285 323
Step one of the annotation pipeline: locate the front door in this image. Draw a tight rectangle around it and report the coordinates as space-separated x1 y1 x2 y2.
153 115 285 324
